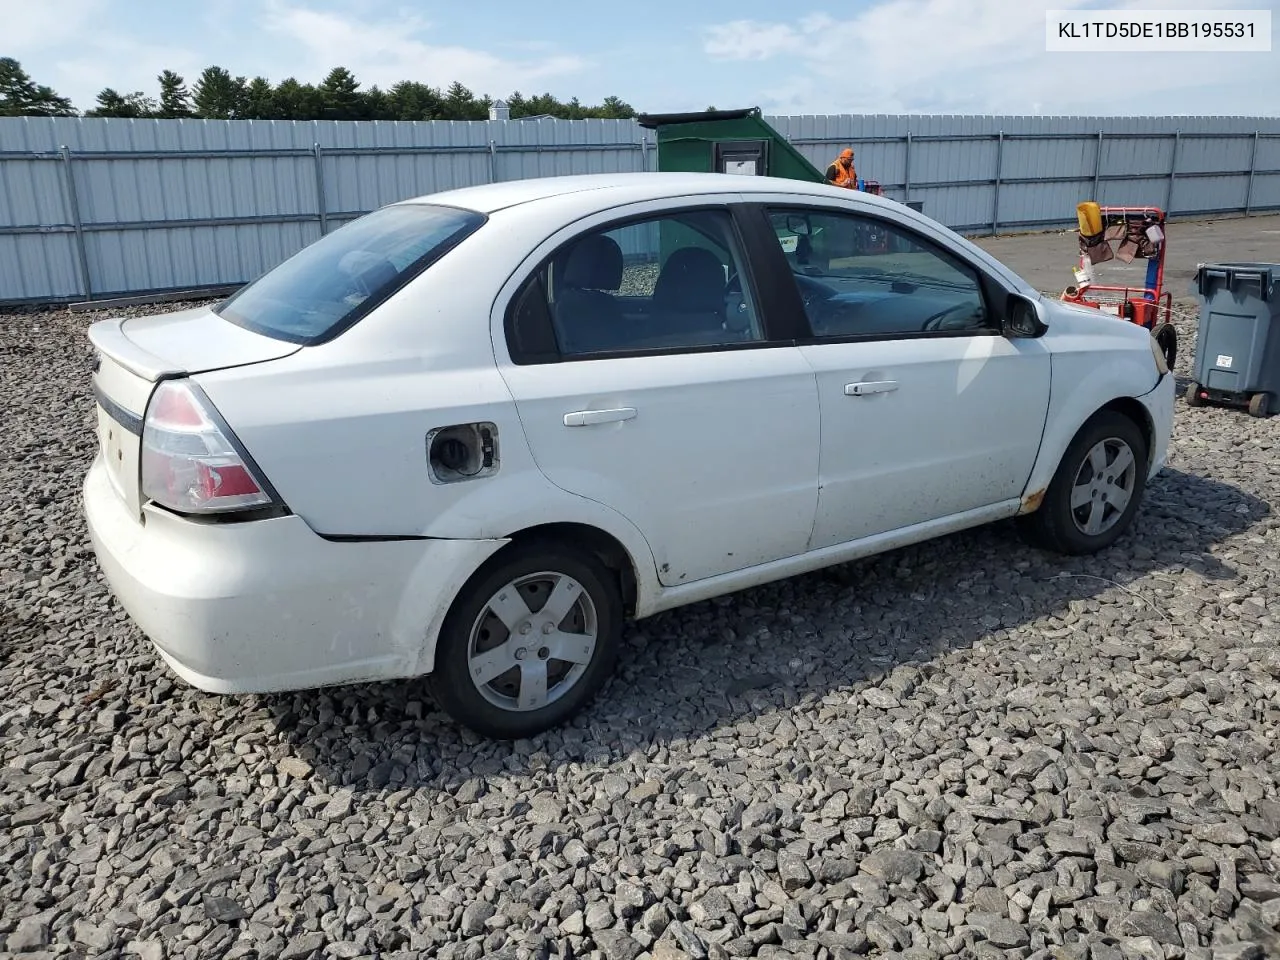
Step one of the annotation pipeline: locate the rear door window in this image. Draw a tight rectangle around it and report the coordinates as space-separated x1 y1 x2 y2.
505 208 765 360
215 203 485 344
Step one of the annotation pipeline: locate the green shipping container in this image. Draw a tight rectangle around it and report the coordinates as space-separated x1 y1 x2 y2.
636 107 825 182
635 107 828 267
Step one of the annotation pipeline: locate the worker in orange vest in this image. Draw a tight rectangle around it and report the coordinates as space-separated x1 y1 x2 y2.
825 148 858 189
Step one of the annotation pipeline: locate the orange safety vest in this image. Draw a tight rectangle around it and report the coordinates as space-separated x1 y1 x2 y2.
829 157 858 188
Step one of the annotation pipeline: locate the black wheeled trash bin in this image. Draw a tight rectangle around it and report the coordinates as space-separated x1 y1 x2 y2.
1186 262 1280 418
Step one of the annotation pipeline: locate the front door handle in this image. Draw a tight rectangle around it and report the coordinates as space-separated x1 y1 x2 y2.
845 380 899 397
563 407 637 427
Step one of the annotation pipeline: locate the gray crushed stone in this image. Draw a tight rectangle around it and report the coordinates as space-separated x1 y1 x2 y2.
2 296 1279 960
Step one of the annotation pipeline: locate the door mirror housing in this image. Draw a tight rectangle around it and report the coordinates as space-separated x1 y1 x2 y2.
1002 293 1048 339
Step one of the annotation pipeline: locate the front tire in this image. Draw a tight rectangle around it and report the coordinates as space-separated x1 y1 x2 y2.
429 541 622 740
1152 323 1177 372
1019 410 1149 555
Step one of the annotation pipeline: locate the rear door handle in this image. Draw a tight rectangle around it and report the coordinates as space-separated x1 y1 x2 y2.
845 380 899 397
563 407 637 427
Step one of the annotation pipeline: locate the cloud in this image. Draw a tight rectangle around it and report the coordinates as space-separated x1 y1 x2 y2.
1 0 590 112
703 0 1280 115
703 20 809 61
258 1 588 95
53 39 206 105
0 0 104 49
0 0 204 109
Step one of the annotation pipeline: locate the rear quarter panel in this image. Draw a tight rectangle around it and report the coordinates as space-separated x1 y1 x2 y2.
192 223 666 609
196 342 665 606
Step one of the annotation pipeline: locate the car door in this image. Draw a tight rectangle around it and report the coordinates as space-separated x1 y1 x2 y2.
494 200 821 587
751 201 1052 550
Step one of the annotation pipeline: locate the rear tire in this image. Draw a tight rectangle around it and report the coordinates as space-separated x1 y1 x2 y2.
1019 410 1149 555
429 541 622 740
1249 392 1271 418
1185 381 1206 407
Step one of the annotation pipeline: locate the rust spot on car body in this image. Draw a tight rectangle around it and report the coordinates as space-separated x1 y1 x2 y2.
1021 487 1046 513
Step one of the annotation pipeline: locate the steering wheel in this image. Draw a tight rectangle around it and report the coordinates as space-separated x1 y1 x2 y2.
922 302 977 332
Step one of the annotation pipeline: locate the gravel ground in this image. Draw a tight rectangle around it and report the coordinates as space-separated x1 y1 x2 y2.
3 295 1280 960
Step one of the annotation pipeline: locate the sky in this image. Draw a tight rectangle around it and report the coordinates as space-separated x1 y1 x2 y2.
3 0 1278 117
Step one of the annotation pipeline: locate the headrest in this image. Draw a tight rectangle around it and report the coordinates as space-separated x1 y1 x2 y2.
653 246 725 312
338 250 399 294
563 234 623 291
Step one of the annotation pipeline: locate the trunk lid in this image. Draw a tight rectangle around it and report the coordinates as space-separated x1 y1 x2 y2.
87 306 301 518
112 304 301 377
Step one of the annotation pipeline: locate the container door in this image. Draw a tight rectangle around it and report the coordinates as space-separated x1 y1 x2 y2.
714 140 769 176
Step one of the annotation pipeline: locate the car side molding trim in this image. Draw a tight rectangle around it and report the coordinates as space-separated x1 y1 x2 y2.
92 380 144 436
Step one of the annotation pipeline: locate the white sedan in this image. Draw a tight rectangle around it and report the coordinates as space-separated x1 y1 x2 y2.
83 172 1174 739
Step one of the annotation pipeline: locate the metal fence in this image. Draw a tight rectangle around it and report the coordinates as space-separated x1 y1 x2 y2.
2 114 1279 305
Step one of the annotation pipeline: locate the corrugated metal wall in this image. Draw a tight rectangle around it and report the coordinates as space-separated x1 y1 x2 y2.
770 114 1280 234
2 114 1278 304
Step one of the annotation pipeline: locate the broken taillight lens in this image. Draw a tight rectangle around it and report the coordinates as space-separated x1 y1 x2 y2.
141 380 276 515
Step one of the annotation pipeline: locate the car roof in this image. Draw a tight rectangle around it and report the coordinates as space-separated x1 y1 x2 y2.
395 172 874 215
391 171 1039 298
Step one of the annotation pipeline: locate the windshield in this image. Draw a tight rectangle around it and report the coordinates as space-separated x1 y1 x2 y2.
215 203 485 344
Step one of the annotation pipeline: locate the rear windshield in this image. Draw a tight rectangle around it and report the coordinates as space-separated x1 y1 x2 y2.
215 203 485 344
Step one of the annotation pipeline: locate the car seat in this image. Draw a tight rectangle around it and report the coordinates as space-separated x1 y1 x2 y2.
651 247 729 342
553 234 625 354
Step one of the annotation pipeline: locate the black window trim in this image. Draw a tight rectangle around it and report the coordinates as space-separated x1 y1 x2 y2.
214 201 489 348
737 201 1015 346
503 272 561 365
503 200 798 366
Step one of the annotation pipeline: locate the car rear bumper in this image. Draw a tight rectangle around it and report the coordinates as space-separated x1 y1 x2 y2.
82 454 504 694
1139 371 1175 478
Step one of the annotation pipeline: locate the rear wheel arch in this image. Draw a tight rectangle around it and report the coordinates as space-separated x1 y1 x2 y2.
427 536 624 739
424 521 644 738
502 522 640 617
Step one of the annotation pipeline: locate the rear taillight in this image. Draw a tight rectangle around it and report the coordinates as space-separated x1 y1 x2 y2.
141 380 277 515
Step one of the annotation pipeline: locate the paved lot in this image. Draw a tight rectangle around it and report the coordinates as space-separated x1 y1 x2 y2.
2 215 1280 960
973 212 1280 296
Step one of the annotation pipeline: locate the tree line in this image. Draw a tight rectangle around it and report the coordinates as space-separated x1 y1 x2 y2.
0 58 637 122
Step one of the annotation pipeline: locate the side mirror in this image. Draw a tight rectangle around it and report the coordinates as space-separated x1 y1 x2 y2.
1002 293 1048 339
